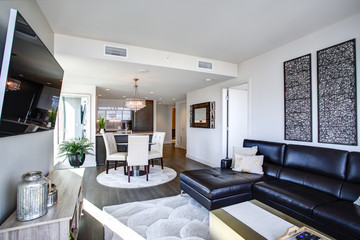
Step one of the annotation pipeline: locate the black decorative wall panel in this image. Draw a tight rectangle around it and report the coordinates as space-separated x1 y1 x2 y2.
317 39 357 145
284 54 312 142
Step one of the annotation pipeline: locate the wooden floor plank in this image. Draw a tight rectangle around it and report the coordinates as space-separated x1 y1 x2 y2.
79 144 210 240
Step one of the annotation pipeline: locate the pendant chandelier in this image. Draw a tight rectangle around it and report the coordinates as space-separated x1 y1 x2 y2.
6 79 21 91
125 78 146 112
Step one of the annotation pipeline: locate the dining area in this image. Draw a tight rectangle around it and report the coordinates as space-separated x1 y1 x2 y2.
98 132 176 187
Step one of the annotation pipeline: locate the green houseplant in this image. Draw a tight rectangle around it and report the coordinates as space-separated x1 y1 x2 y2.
47 108 57 128
58 138 94 168
126 120 132 130
98 115 106 133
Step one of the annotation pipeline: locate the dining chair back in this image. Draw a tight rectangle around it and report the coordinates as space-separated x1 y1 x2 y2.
127 135 149 166
148 132 166 169
103 132 118 155
150 132 165 155
102 132 127 174
126 135 149 182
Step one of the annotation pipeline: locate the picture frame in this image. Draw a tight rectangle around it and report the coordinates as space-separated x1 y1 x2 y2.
284 54 312 142
190 101 215 128
317 39 357 145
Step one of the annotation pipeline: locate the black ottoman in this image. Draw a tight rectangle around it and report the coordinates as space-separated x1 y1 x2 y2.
180 168 267 210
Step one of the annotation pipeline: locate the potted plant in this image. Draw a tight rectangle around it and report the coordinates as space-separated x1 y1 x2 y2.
98 115 106 133
58 138 94 168
47 108 57 128
126 120 132 130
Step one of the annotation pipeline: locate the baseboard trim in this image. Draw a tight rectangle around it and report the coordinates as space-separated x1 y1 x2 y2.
185 154 215 167
175 144 186 150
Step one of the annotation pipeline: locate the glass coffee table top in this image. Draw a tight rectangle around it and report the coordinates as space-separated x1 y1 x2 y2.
210 200 333 240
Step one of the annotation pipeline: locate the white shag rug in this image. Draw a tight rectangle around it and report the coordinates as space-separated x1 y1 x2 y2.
96 165 177 188
103 194 209 240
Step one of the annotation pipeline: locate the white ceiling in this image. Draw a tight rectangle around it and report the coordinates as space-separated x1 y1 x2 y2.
56 54 231 104
36 0 360 103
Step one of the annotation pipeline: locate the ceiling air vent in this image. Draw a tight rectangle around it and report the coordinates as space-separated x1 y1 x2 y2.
198 60 213 70
104 45 128 58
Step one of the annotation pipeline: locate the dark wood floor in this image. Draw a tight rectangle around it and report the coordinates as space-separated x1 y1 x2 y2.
79 144 210 240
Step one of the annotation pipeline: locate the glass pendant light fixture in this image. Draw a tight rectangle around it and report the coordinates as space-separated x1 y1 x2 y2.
125 78 146 112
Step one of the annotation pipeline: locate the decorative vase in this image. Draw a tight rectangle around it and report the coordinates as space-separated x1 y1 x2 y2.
68 154 86 168
17 171 50 221
100 128 105 134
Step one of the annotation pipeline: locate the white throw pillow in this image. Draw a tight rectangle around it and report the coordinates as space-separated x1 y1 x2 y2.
354 196 360 206
232 146 258 167
232 154 264 174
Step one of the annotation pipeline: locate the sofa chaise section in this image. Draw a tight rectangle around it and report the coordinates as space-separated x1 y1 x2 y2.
180 168 266 210
180 140 286 210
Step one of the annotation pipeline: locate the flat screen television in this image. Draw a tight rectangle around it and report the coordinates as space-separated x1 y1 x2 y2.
0 9 64 138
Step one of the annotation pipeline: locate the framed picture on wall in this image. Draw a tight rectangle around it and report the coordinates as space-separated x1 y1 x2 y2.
317 39 357 145
284 54 312 142
190 101 215 128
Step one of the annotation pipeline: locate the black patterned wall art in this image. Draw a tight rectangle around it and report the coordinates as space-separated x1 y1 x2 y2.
284 54 312 142
317 39 357 145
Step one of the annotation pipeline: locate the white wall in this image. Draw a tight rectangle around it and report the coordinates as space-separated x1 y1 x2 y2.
0 1 55 223
186 78 247 167
175 100 187 149
186 13 360 168
59 81 97 167
156 104 172 144
238 13 360 151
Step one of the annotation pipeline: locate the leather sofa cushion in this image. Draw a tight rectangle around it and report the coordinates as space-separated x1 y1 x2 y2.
253 180 337 217
347 152 360 183
243 139 286 177
279 168 343 198
284 145 347 179
180 168 266 200
340 181 360 201
313 200 360 239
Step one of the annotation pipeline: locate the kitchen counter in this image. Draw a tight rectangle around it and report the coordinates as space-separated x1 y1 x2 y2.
95 131 154 136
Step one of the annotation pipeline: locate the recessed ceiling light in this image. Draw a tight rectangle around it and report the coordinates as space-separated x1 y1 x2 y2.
122 96 126 98
98 94 102 97
150 92 154 94
145 97 148 99
159 102 162 104
172 98 176 101
205 78 212 82
46 82 51 85
106 88 110 91
165 57 170 62
159 98 162 100
138 69 149 73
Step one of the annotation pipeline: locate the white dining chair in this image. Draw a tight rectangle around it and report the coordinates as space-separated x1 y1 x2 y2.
102 132 127 174
148 132 166 169
126 135 149 182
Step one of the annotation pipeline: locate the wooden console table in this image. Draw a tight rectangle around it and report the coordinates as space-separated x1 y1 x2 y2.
0 168 84 240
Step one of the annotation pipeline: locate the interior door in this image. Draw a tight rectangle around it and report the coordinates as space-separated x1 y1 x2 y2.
228 85 249 159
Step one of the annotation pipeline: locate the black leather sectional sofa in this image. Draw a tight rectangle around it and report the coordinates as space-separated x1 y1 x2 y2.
180 139 360 240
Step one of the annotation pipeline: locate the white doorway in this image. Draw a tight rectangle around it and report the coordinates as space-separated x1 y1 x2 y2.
54 93 92 167
222 83 249 159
